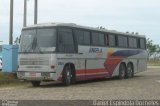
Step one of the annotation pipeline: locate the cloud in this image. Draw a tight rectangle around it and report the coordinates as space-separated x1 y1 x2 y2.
0 0 160 44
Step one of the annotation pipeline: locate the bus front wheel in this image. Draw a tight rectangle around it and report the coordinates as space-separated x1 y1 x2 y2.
62 66 72 86
31 81 41 87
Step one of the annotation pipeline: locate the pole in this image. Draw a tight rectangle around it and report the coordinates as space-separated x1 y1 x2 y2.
34 0 38 24
9 0 14 45
23 0 27 27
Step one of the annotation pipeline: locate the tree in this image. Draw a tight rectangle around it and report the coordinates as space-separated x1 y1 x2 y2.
156 45 160 52
14 37 20 45
146 38 157 54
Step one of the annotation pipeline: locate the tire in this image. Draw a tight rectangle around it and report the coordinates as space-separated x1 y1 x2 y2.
31 81 41 87
126 63 134 78
71 70 76 84
119 63 126 79
62 66 72 86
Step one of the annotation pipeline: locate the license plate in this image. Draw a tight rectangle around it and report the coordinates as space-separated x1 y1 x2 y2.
30 72 36 77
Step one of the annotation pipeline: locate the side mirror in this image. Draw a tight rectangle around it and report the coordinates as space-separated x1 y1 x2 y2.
19 35 21 43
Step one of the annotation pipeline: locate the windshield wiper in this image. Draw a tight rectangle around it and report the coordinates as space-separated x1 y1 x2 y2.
20 37 42 54
31 37 43 54
22 41 34 54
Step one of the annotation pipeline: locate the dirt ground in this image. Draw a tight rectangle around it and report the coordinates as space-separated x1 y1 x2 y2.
0 68 160 100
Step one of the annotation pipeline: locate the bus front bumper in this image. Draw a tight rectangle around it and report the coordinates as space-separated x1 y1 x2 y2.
17 71 56 81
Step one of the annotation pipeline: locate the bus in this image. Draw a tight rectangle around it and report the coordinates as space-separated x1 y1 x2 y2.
17 23 148 86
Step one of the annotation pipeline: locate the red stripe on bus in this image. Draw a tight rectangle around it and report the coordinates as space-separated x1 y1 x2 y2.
76 68 107 75
76 74 108 81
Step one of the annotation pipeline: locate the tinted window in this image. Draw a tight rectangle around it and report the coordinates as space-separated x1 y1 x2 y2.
37 28 56 47
118 36 128 47
57 28 75 53
140 38 146 49
137 38 140 48
75 30 90 45
92 32 105 46
129 37 137 48
108 34 116 46
99 34 105 46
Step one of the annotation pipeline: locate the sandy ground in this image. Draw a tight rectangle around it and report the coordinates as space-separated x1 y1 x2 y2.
0 68 160 100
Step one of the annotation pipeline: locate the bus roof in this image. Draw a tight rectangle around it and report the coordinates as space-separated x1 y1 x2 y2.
23 22 146 38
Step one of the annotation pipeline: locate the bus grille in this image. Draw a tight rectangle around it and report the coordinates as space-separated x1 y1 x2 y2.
20 58 49 65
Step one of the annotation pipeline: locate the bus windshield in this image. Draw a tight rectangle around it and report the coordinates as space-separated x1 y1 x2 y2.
19 28 57 53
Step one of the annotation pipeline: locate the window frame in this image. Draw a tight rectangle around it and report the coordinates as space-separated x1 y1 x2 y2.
105 34 109 46
128 37 138 49
91 31 105 46
23 26 146 51
117 35 128 48
108 34 117 47
74 29 91 46
56 27 77 53
140 38 146 49
36 28 57 48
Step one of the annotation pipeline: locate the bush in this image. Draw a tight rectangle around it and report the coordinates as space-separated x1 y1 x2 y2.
148 60 160 66
0 72 22 86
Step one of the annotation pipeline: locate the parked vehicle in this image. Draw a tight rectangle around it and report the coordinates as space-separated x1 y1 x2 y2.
17 23 148 86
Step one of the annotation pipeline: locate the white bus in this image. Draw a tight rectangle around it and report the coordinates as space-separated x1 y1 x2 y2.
17 23 148 86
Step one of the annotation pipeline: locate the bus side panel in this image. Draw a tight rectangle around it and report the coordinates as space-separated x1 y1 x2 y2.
132 51 148 73
56 53 86 81
85 46 109 79
86 59 108 79
56 48 147 81
75 45 90 80
107 48 148 77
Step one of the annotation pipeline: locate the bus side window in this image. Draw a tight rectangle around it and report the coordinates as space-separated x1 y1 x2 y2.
117 35 128 48
129 37 137 48
57 28 76 53
140 38 146 49
91 32 105 46
108 34 116 47
75 30 90 45
137 38 141 48
105 35 109 46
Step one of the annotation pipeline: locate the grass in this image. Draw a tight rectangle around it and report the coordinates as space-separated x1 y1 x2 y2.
148 60 160 66
0 72 29 87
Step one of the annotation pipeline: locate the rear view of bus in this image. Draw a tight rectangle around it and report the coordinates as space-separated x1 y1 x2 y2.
17 23 148 87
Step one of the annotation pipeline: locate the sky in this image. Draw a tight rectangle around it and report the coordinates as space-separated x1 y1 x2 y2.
0 0 160 45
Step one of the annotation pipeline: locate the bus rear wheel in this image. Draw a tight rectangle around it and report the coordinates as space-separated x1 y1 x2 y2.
62 66 72 86
126 63 134 78
31 81 41 87
119 63 126 79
